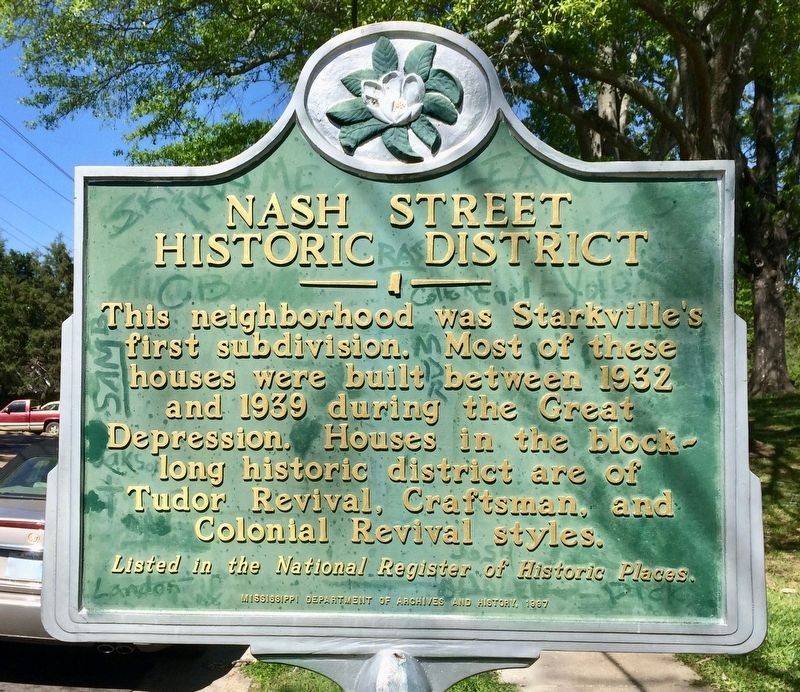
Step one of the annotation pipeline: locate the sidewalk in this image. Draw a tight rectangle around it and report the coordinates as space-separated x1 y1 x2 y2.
202 650 712 691
498 651 712 690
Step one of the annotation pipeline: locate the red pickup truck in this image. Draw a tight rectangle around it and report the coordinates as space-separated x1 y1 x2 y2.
0 400 60 435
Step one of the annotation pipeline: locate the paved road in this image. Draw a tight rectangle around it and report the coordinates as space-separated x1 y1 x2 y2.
0 431 46 465
0 644 714 691
0 642 250 691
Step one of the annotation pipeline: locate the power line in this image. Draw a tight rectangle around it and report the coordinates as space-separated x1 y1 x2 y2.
0 212 48 249
0 114 73 181
0 144 72 203
0 220 42 252
0 192 68 236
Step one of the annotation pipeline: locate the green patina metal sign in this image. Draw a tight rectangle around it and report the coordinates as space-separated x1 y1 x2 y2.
44 22 765 657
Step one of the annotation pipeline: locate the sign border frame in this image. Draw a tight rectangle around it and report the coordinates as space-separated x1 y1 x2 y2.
43 21 766 655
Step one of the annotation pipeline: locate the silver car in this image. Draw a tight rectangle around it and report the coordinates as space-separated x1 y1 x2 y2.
0 439 57 640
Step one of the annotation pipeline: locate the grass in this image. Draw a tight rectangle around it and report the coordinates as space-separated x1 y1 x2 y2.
747 394 800 555
241 664 514 691
679 393 800 691
244 394 799 692
241 662 340 692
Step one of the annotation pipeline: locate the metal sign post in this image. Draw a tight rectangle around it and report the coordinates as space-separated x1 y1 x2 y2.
250 643 538 692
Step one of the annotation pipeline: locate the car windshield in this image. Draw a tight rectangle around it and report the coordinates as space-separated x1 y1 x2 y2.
0 456 57 497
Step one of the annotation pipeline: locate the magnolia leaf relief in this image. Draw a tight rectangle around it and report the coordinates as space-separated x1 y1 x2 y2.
325 37 463 161
425 69 464 109
326 99 374 125
372 36 399 75
382 127 423 162
410 116 441 155
403 42 436 81
422 92 459 125
338 119 391 155
341 69 379 98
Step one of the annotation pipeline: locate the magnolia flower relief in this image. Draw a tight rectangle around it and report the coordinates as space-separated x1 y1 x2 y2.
362 72 425 125
326 37 463 162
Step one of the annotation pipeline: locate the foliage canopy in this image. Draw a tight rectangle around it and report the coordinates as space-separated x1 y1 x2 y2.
2 0 798 392
0 239 72 402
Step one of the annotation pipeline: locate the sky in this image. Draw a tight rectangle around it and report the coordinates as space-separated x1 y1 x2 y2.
0 44 292 258
0 44 126 255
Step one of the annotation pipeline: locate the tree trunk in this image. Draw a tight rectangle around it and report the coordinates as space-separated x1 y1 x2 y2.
592 46 618 159
749 240 794 396
746 74 795 395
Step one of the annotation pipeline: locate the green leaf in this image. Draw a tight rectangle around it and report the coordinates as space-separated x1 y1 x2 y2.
404 42 436 81
425 69 464 109
326 98 373 125
422 92 459 125
372 36 398 74
382 127 423 162
339 118 390 154
341 68 379 97
130 115 270 165
410 116 441 155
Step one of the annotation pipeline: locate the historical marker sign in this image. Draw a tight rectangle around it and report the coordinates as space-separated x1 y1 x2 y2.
44 23 765 655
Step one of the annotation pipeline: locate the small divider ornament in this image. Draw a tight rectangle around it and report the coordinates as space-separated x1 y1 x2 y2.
326 36 463 162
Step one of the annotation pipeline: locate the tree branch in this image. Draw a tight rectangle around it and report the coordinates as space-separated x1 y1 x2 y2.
632 0 705 56
521 47 691 157
556 70 595 160
788 111 800 190
214 47 295 78
732 2 767 86
631 0 712 157
519 80 647 161
651 68 682 158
